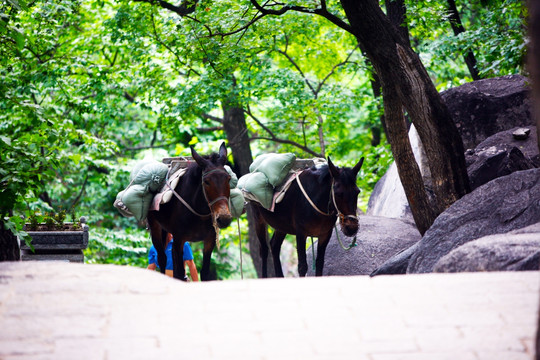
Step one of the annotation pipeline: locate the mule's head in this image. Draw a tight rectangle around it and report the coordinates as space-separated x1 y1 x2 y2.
191 142 232 228
327 156 364 237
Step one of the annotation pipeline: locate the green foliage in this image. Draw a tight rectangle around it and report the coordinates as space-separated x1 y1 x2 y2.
0 0 526 273
407 0 526 89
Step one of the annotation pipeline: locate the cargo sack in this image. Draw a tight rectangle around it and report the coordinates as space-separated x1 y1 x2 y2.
119 184 154 221
229 188 245 218
130 161 169 193
249 153 296 188
224 165 238 189
237 171 273 209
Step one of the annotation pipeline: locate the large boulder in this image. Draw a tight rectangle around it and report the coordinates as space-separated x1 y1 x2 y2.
471 126 538 161
366 125 429 224
466 144 537 190
440 74 533 150
367 76 533 223
433 223 540 273
306 215 421 276
407 168 540 273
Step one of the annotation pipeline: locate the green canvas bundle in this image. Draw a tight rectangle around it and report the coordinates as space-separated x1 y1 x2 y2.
229 188 245 218
249 153 296 187
115 160 245 221
114 160 169 221
239 153 296 209
237 172 273 209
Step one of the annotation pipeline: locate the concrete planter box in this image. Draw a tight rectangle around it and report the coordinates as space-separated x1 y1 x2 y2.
20 222 89 263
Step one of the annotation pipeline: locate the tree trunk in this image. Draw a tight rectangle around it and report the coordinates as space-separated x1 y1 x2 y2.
340 0 470 232
222 88 275 278
0 224 20 261
528 0 540 355
381 82 436 234
386 0 410 47
446 0 481 80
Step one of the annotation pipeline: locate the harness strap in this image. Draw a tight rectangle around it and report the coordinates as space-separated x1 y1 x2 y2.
295 173 332 217
166 181 211 218
331 185 359 223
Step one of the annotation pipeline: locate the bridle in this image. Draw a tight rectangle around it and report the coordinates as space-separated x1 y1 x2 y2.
295 171 358 224
296 170 359 250
201 168 231 210
166 166 230 219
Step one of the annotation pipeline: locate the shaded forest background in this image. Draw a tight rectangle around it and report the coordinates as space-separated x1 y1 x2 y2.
0 0 528 278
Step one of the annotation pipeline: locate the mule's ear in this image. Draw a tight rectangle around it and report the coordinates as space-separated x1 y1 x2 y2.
327 157 340 179
218 142 227 165
191 146 208 169
352 157 364 177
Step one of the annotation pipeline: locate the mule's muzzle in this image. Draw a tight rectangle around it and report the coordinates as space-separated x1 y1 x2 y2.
216 213 232 228
341 215 359 237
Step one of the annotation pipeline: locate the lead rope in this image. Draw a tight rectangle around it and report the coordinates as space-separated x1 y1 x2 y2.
237 217 243 279
334 224 357 250
330 182 358 251
311 237 316 271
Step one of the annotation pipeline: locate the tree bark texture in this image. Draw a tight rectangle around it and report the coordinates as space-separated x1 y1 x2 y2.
530 0 540 156
0 226 20 261
446 0 481 80
528 0 540 355
381 81 436 234
386 0 410 47
340 0 470 229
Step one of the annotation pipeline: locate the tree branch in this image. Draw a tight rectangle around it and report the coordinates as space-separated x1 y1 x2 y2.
132 0 198 17
314 44 359 95
245 105 322 157
250 136 322 157
250 0 353 33
200 113 223 123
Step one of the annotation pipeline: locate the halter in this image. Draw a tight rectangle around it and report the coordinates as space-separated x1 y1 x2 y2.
296 171 358 224
296 170 358 251
201 168 231 209
166 166 230 219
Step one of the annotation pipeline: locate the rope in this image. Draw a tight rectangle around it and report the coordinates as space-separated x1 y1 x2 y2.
295 173 332 216
334 224 357 251
310 237 316 271
237 217 243 280
296 170 358 252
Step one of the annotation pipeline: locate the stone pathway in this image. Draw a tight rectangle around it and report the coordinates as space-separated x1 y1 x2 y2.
0 262 538 360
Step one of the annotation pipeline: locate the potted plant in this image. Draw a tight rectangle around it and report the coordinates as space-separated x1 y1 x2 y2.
20 211 89 262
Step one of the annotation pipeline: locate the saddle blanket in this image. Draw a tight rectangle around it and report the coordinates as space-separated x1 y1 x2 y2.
150 167 187 212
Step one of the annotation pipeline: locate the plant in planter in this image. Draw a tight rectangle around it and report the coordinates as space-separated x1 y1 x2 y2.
20 211 90 263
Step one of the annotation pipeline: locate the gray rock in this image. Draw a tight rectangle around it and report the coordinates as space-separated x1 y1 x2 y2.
368 76 533 224
366 125 429 224
433 231 540 273
306 215 421 276
472 126 538 161
512 127 531 140
466 144 536 190
441 74 533 150
407 168 540 273
369 241 420 276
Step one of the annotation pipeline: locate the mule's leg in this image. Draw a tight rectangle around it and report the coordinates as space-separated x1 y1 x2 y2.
270 231 286 278
251 205 270 278
296 234 308 277
171 236 186 280
200 235 216 281
315 229 333 276
157 229 168 274
147 214 166 274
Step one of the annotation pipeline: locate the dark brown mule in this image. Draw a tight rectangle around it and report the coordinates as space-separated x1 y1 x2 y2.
147 143 232 281
251 157 364 277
